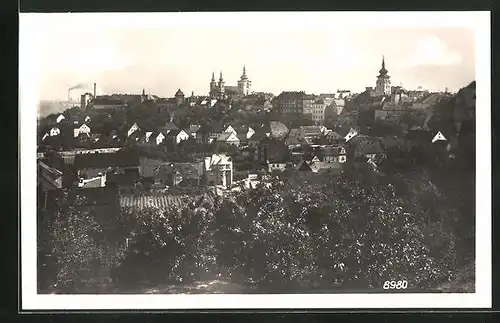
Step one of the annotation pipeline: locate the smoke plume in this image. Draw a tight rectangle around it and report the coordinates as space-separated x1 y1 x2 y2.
68 83 92 91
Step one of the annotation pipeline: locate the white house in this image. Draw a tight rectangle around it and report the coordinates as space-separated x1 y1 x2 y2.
145 131 154 143
246 126 255 139
168 129 190 144
432 131 447 143
42 133 49 142
224 125 237 135
84 115 91 123
155 132 166 145
127 123 139 137
56 114 65 123
49 127 61 136
344 128 358 142
73 123 91 138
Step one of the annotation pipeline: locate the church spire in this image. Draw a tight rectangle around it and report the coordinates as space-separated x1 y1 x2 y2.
211 72 215 81
219 71 223 81
379 55 388 75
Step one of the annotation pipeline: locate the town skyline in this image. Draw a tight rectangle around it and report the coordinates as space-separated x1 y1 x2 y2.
32 20 475 101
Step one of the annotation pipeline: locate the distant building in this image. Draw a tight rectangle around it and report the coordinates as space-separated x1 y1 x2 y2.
209 66 252 100
174 89 185 106
311 99 326 124
375 56 391 96
91 96 125 110
302 94 316 116
274 91 306 114
80 93 93 109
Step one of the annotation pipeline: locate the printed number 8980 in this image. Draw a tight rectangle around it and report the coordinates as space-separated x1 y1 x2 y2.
383 280 408 290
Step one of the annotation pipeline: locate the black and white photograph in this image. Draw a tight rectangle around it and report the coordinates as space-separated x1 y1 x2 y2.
20 11 491 309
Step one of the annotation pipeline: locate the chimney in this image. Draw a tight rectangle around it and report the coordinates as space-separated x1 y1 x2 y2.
93 83 97 98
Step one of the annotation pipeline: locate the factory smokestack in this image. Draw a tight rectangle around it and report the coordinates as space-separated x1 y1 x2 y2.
93 83 96 98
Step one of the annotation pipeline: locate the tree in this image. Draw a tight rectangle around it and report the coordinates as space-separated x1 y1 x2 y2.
48 190 125 293
113 204 218 288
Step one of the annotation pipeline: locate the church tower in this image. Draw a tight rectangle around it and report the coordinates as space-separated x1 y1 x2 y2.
209 72 217 98
218 71 225 99
375 56 391 96
237 65 252 97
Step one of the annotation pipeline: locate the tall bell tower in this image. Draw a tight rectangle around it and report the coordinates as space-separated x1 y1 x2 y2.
375 56 391 96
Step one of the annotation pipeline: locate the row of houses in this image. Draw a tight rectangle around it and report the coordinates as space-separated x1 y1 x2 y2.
272 91 347 124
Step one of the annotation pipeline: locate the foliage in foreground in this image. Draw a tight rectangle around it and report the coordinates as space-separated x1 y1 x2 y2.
40 190 126 293
41 168 465 293
113 172 459 292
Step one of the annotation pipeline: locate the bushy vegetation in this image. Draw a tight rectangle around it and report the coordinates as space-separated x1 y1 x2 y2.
39 190 126 293
39 164 469 294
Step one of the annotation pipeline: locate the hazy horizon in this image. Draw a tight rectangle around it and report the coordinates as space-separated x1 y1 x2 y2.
30 14 475 101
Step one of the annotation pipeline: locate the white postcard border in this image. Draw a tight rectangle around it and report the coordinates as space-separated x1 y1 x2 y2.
20 11 491 310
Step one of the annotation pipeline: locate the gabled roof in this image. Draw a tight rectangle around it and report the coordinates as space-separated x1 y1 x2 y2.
166 129 188 137
128 129 146 139
269 121 289 137
206 154 232 169
248 130 267 142
296 160 313 171
216 132 239 142
164 122 179 131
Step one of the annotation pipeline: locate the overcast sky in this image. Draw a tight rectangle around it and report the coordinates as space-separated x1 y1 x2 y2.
31 15 475 101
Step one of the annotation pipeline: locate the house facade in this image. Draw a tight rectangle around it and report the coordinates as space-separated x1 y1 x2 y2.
73 123 91 138
127 123 140 137
205 154 233 189
168 129 190 144
268 162 287 172
311 100 326 124
50 127 61 136
322 146 347 163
